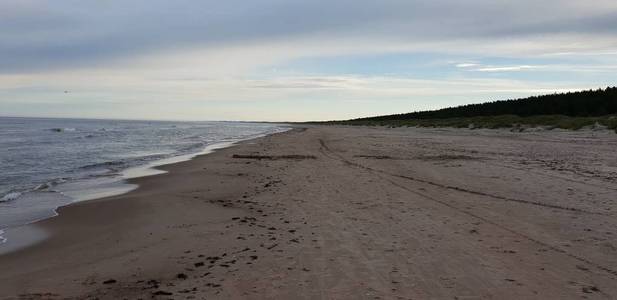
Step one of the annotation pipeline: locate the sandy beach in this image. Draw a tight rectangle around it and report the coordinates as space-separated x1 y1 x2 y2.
1 126 616 299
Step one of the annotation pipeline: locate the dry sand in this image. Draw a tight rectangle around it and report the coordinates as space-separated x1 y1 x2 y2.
1 126 616 299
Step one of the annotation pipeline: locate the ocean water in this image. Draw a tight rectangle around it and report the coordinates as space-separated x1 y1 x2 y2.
0 117 288 245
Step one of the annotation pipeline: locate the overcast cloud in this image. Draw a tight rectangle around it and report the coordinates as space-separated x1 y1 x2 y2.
1 0 616 120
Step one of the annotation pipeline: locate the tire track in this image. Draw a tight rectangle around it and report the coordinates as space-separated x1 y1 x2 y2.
384 175 617 278
318 138 617 279
318 139 606 216
487 161 617 192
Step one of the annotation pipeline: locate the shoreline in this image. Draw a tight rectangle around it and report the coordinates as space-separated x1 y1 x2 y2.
0 127 304 297
1 126 616 299
0 127 290 253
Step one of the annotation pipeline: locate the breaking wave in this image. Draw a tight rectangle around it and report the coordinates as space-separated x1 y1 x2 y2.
0 192 22 203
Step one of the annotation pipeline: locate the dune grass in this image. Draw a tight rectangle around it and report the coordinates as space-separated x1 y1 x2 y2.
318 115 617 132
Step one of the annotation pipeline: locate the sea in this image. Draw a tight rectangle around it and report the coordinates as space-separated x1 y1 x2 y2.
0 117 289 247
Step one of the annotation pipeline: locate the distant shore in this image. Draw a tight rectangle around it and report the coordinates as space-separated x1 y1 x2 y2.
1 126 616 299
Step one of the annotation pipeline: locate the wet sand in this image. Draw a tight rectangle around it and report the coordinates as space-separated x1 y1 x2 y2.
1 126 616 299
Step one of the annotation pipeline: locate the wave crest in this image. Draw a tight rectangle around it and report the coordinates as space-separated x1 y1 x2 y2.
0 192 22 202
49 127 76 132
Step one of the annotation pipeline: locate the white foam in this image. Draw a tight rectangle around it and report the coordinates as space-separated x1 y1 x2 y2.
49 127 76 132
121 141 236 179
0 192 21 202
34 178 68 191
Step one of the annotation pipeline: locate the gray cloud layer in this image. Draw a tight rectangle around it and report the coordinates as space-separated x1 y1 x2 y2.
2 0 617 73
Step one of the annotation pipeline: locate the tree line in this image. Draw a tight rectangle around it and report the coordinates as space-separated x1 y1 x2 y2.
355 87 617 121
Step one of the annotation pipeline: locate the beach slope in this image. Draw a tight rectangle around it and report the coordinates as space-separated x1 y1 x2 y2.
1 126 616 299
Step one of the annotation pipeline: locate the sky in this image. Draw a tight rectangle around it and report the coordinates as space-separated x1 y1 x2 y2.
1 0 617 121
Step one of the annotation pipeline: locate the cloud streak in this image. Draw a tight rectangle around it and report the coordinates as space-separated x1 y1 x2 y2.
474 65 543 72
2 0 617 72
